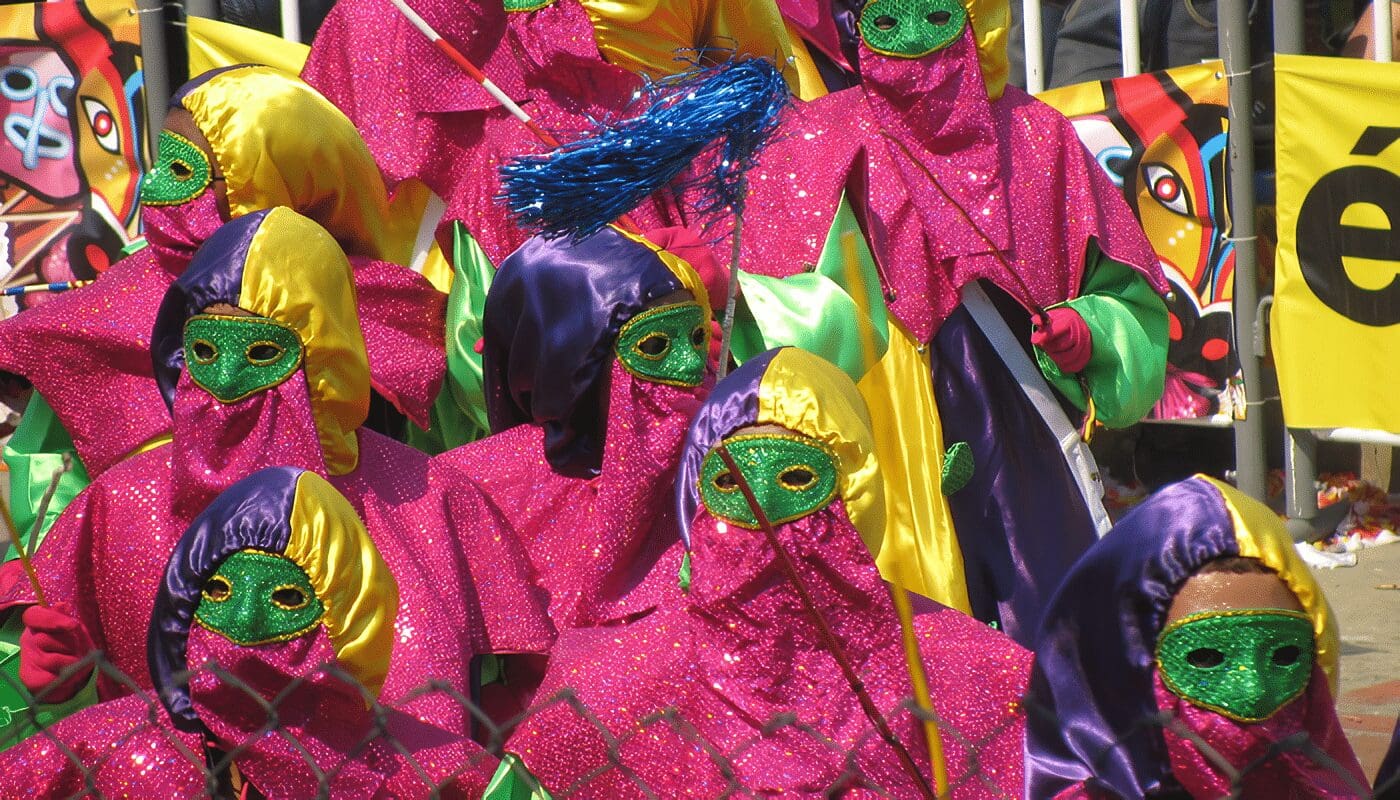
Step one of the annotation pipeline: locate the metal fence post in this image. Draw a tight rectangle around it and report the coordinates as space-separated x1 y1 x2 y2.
1218 0 1267 501
1022 0 1045 93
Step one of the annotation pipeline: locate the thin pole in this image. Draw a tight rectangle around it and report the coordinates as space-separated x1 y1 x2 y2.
1119 0 1141 76
280 0 301 42
1021 0 1045 93
1218 0 1267 501
715 213 743 378
136 0 171 147
1272 0 1304 56
1376 0 1394 62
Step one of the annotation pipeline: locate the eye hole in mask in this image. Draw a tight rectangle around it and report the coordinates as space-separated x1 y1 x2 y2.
699 433 840 528
614 302 708 387
858 0 968 59
1156 609 1316 723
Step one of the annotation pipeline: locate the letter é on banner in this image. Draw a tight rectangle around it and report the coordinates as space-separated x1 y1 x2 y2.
1296 126 1400 327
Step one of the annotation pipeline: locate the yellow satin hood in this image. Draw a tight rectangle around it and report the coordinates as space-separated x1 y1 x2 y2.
238 207 370 475
757 348 885 556
177 65 423 266
283 471 399 699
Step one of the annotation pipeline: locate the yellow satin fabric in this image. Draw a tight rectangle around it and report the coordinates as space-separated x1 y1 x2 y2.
283 471 399 700
577 0 821 99
619 227 712 317
1201 476 1341 693
963 0 1009 100
756 348 885 557
179 66 423 267
239 208 371 475
858 322 972 613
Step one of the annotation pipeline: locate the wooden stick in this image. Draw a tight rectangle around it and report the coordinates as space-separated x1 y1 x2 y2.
0 485 46 607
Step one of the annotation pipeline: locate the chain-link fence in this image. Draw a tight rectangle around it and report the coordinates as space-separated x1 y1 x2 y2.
0 649 1391 799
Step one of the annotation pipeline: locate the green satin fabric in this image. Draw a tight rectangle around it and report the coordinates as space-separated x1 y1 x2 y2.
407 222 495 453
731 195 890 380
484 753 554 799
1034 241 1169 428
3 394 91 562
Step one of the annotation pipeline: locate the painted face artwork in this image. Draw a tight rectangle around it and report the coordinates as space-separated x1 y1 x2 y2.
1156 609 1316 722
614 301 708 387
858 0 968 58
141 130 214 207
195 550 325 646
0 46 77 199
699 432 839 528
183 314 304 403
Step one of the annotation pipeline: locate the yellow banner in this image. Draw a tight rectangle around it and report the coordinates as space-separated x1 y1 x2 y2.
1274 54 1400 432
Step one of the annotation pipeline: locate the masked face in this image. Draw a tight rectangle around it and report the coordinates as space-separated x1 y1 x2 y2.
1156 609 1315 723
142 130 215 207
699 431 840 528
195 550 324 646
184 314 304 403
614 301 709 388
858 0 968 58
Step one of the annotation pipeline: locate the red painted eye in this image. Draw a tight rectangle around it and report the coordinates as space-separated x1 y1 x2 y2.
82 97 120 154
1143 163 1190 216
92 110 113 136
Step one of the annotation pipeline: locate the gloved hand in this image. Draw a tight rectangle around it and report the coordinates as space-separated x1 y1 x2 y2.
1031 307 1093 374
19 602 95 704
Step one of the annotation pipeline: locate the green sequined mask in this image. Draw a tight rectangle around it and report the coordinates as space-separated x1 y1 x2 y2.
700 433 839 528
614 302 708 387
195 550 324 646
184 314 304 403
141 131 214 206
1156 609 1316 722
858 0 967 58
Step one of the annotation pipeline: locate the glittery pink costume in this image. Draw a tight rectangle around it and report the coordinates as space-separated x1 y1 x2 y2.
505 496 1029 798
0 212 549 731
302 0 686 266
1154 670 1370 798
738 22 1164 340
0 611 496 798
440 361 704 630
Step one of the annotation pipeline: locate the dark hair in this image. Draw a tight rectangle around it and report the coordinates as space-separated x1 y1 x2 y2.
1195 556 1275 576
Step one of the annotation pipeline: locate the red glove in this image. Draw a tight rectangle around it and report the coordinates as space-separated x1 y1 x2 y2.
19 602 96 704
645 226 731 309
1030 307 1093 374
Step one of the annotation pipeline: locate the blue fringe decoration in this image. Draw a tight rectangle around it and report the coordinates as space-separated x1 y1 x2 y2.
500 54 791 240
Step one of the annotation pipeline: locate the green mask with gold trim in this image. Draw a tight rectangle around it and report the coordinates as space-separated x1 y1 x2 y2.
614 302 708 387
1156 609 1315 722
858 0 968 58
195 550 324 646
184 314 304 403
700 433 839 528
142 130 214 206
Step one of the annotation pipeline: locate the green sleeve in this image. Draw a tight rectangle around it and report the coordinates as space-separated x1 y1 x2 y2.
3 394 90 561
1034 242 1169 428
730 193 889 381
404 222 495 453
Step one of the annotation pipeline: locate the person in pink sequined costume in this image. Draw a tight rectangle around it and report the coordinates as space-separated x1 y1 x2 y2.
718 0 1170 642
0 209 551 739
0 467 501 798
493 347 1029 799
436 225 715 632
0 64 446 494
1026 476 1370 799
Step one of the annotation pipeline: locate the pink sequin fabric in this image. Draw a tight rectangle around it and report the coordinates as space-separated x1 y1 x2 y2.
0 629 496 797
437 361 705 630
505 498 1029 797
303 0 685 266
1154 669 1371 798
738 24 1165 342
0 362 549 727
